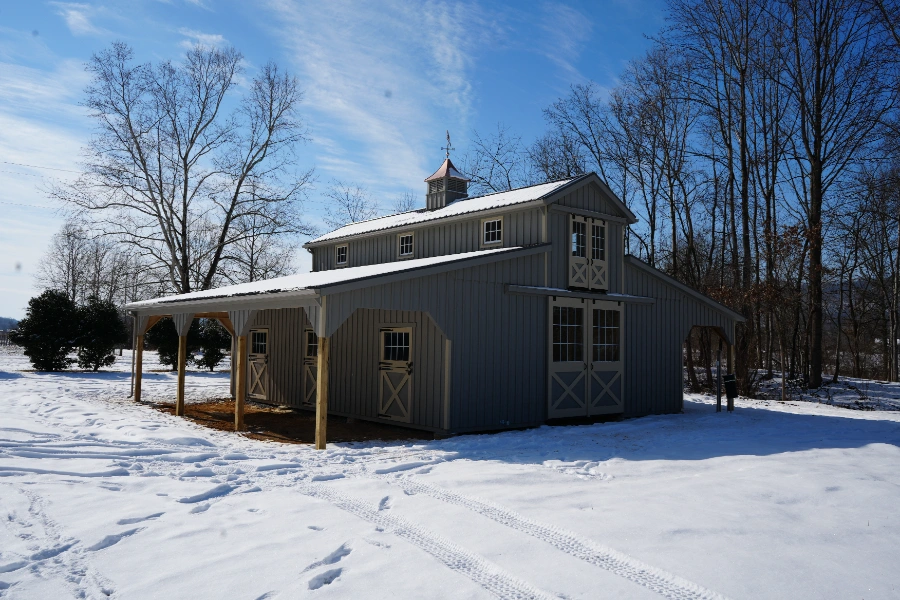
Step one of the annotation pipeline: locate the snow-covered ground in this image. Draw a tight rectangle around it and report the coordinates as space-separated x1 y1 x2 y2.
1 347 899 599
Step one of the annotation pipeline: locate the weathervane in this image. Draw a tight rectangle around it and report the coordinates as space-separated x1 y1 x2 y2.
441 130 454 159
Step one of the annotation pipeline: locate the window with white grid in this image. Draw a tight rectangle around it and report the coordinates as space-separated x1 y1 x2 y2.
592 224 606 261
398 234 413 257
571 220 586 257
305 331 318 358
382 330 410 362
552 306 583 362
251 330 267 355
336 245 348 265
592 309 620 362
483 219 502 245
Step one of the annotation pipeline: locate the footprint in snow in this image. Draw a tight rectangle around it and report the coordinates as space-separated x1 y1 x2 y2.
307 525 323 531
378 496 392 511
117 512 163 525
87 528 144 552
308 568 342 590
302 543 352 573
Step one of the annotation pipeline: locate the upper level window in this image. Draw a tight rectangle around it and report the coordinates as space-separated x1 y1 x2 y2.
336 245 348 266
571 220 586 257
592 223 606 261
483 218 502 245
398 233 414 258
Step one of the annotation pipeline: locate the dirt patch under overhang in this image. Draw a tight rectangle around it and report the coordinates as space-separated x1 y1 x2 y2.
149 398 433 445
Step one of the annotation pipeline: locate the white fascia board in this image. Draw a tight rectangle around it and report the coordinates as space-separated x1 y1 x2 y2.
127 290 320 316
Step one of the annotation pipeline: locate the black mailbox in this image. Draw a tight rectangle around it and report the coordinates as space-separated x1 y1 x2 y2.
722 374 737 400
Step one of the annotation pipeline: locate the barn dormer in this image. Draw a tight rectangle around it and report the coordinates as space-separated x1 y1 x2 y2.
425 157 469 210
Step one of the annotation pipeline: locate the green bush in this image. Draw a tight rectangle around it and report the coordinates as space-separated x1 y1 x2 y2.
76 297 128 371
144 317 201 371
10 290 79 371
195 319 231 371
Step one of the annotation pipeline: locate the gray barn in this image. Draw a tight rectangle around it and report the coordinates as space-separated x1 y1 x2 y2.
127 159 744 447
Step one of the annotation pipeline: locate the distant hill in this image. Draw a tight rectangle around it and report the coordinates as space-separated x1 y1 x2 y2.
0 317 18 330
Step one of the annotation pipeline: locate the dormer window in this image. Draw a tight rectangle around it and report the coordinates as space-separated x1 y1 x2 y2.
398 233 414 258
482 217 503 246
336 244 348 266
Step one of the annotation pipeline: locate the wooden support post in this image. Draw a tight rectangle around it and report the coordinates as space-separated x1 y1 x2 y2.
315 336 330 450
235 335 247 431
135 335 145 403
727 342 736 412
715 341 722 413
176 335 187 416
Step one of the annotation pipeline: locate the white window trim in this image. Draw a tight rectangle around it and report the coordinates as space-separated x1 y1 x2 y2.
335 244 349 267
397 232 415 260
480 216 504 248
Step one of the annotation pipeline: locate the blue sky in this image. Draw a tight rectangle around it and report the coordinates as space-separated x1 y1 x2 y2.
0 0 663 319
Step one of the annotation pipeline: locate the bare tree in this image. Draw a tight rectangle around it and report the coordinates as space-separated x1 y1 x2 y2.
461 124 532 194
777 0 895 387
322 180 379 229
53 42 313 295
392 190 419 213
527 131 586 181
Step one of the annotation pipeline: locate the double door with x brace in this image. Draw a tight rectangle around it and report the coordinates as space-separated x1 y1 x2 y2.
547 297 624 418
568 215 608 291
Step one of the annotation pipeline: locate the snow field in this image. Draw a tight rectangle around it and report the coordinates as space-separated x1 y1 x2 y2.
1 347 899 599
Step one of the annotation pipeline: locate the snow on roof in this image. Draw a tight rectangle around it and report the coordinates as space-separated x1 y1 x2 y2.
307 175 584 245
127 246 527 309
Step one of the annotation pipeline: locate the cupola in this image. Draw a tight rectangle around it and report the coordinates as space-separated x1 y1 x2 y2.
424 132 469 210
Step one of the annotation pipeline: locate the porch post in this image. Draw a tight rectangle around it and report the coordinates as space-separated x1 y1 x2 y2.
235 335 247 431
315 336 330 450
133 314 150 403
727 341 735 413
172 313 195 417
176 335 187 415
228 310 257 433
135 335 145 402
315 296 329 450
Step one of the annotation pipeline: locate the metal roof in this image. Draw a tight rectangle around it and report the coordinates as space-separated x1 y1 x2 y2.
424 158 469 182
306 175 587 246
126 246 546 312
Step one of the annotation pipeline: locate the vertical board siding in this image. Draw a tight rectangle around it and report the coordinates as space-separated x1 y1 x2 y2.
328 308 447 430
310 207 544 272
623 262 737 417
249 308 311 408
323 254 547 433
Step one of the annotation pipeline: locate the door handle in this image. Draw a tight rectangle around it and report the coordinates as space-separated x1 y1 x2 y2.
406 361 414 375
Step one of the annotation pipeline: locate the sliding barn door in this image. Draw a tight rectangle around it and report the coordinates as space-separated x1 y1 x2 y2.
379 327 413 423
548 298 624 418
548 299 588 418
588 302 623 415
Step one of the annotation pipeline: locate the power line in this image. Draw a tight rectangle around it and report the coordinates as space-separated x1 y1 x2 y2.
1 161 81 174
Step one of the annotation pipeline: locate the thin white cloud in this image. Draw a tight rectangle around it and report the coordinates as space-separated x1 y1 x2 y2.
51 2 108 36
178 27 228 49
263 0 502 192
0 59 90 317
538 2 592 81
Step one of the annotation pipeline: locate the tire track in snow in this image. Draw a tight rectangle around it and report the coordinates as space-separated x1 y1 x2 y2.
380 477 729 600
298 482 555 600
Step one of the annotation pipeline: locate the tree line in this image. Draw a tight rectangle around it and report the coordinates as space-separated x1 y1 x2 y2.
454 0 900 393
31 1 900 391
